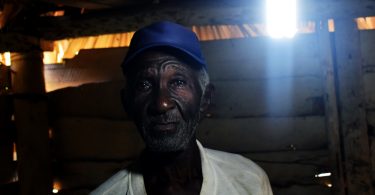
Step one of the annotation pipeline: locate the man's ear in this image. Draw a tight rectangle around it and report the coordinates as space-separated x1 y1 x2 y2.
200 83 214 114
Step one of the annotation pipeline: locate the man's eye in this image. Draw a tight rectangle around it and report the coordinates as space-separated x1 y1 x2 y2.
171 79 186 88
137 80 152 91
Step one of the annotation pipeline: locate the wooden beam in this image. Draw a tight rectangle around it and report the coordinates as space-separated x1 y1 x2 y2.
34 3 261 40
27 0 375 40
300 0 375 20
52 116 326 160
334 17 374 195
0 33 54 52
0 94 14 183
0 34 40 52
197 116 326 153
46 0 151 10
317 19 345 195
11 51 52 195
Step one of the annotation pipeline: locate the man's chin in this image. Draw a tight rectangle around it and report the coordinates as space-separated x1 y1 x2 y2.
144 136 188 152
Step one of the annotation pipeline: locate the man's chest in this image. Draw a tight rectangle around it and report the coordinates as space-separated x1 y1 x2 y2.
144 175 202 195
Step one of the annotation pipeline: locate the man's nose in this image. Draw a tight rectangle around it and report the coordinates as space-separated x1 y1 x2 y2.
152 88 175 113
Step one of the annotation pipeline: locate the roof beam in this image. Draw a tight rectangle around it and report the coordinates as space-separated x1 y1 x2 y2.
0 33 54 52
300 0 375 20
0 34 41 52
3 0 375 41
35 2 263 40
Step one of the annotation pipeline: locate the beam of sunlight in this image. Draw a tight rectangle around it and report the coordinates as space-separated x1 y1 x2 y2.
266 0 297 38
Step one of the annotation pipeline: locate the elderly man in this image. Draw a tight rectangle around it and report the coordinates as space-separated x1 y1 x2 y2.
91 21 273 195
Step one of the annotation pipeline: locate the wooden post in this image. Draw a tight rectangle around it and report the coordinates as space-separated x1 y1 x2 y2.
0 95 14 184
11 51 52 195
333 17 374 195
0 64 14 183
316 19 345 195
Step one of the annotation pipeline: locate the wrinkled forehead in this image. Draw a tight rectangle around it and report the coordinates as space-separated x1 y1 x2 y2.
128 50 195 75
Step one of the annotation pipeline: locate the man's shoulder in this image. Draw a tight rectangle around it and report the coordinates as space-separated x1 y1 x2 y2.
203 147 273 194
90 169 130 195
204 147 268 180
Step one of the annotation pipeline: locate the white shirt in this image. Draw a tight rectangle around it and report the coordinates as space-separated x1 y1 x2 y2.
90 141 273 195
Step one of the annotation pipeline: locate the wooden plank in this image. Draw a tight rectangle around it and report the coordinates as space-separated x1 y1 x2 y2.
334 18 373 195
48 76 323 119
0 129 14 183
26 1 375 40
317 19 345 195
211 77 323 117
359 27 375 186
242 150 329 166
363 72 375 108
258 162 327 187
203 35 322 80
53 151 329 191
273 185 331 195
0 95 14 184
243 150 330 186
360 30 375 67
45 37 324 118
360 31 375 109
0 33 40 53
44 48 126 92
53 152 330 193
366 111 375 182
371 135 375 184
367 111 375 127
52 116 326 160
54 155 330 193
44 35 321 91
34 2 264 40
53 117 144 160
197 116 326 152
48 81 127 119
11 51 52 195
0 33 54 52
48 0 132 9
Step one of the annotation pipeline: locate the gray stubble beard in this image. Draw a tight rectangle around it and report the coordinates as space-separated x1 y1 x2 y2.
139 114 200 152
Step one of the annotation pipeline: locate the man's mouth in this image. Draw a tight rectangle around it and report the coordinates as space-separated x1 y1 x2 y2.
151 122 178 132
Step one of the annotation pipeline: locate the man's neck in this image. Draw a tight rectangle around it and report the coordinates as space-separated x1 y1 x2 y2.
140 140 203 195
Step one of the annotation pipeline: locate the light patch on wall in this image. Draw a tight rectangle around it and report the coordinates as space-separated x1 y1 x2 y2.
53 180 62 194
0 52 11 66
315 172 331 178
48 128 53 139
266 0 297 38
12 142 17 161
43 42 66 64
328 19 335 32
357 16 375 30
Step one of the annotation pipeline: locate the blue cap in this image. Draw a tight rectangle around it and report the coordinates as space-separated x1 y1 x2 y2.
122 21 207 71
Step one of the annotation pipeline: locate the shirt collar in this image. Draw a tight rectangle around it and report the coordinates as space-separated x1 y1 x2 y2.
129 140 217 195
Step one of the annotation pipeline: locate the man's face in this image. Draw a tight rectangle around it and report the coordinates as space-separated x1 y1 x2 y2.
125 51 204 152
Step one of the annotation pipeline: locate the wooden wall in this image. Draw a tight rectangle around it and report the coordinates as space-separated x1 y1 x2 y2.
46 34 333 194
360 30 375 184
